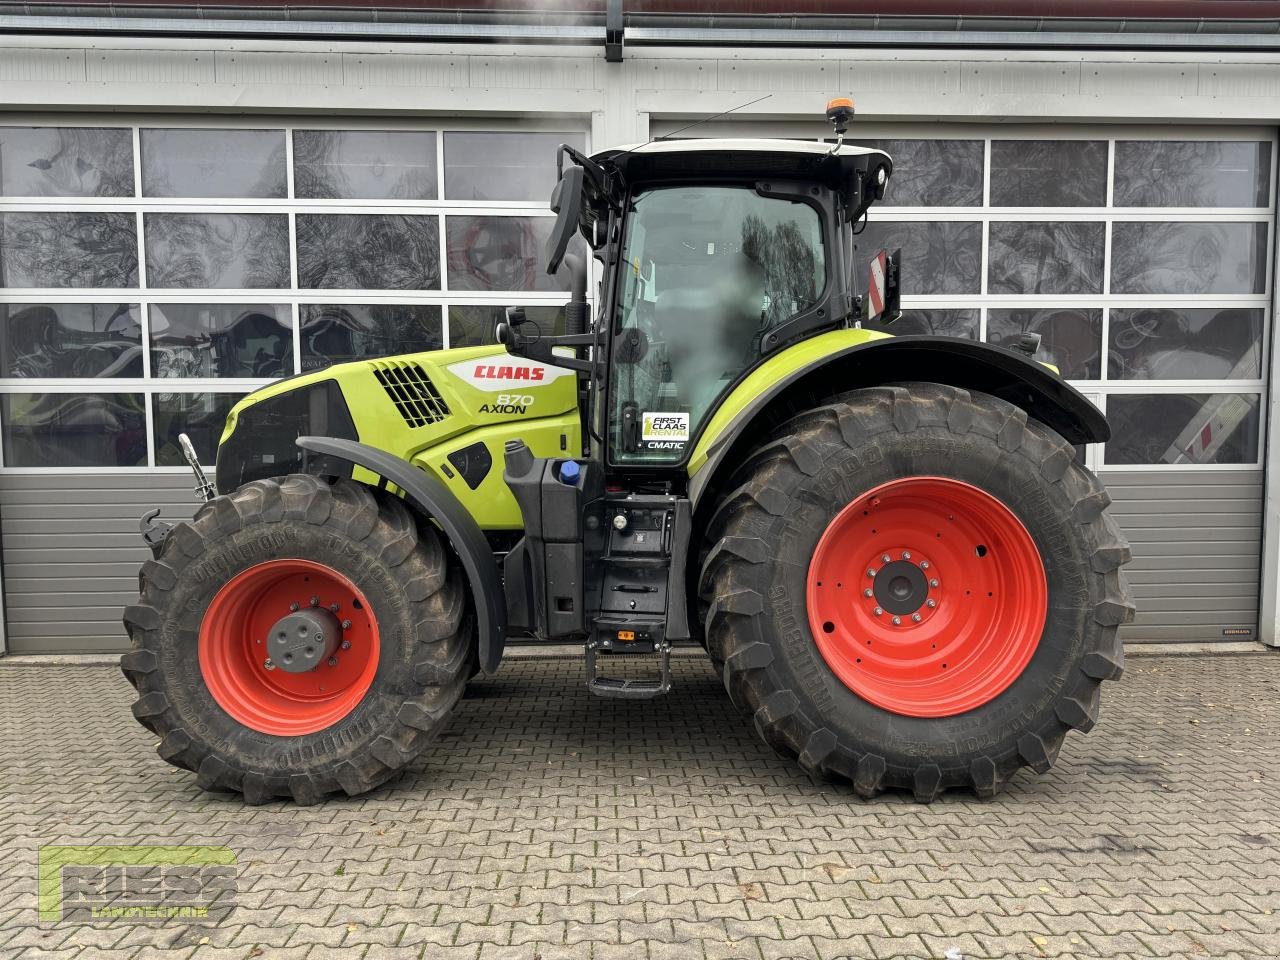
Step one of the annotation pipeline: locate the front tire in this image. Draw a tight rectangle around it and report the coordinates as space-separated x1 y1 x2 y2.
700 384 1135 801
121 475 470 804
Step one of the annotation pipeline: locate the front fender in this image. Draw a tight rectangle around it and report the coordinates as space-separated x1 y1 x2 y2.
296 436 507 675
688 334 1108 511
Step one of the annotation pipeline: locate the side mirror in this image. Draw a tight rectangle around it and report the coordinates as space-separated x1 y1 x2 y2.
862 248 902 325
545 165 585 276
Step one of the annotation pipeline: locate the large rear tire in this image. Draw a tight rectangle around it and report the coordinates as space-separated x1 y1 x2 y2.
121 475 470 804
699 383 1135 801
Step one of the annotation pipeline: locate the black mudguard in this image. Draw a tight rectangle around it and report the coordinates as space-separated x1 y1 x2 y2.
690 335 1110 511
296 436 507 675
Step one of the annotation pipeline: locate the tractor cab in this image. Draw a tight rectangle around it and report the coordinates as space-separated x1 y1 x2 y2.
495 130 900 695
500 135 898 475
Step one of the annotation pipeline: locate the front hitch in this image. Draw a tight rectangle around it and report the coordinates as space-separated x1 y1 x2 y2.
137 433 215 558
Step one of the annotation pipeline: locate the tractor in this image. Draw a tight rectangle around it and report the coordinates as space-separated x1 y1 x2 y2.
122 101 1134 804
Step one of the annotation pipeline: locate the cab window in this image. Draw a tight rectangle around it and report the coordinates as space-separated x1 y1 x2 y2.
609 185 826 464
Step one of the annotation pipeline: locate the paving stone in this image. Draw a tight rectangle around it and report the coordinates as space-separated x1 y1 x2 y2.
2 655 1279 960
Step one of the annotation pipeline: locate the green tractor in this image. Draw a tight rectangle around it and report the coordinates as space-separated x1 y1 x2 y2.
122 103 1134 804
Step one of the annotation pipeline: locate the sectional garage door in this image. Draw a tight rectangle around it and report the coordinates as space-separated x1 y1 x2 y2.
0 117 585 653
655 120 1272 644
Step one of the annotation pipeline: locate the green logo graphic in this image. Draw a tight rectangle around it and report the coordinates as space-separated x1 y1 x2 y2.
38 845 237 923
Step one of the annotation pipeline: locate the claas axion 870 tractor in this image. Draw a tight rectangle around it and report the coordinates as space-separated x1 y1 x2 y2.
123 101 1134 805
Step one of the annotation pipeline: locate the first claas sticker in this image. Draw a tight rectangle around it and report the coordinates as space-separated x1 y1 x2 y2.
642 412 689 446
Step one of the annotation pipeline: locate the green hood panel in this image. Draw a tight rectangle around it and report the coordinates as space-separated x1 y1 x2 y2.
220 344 581 529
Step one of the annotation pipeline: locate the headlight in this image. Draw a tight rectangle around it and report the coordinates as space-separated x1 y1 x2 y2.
215 379 356 494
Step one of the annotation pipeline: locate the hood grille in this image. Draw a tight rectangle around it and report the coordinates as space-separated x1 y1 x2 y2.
373 361 450 428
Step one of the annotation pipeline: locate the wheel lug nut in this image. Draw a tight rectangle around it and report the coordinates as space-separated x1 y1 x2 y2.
340 640 351 650
329 602 340 612
327 657 338 667
263 658 275 671
873 607 883 616
929 579 940 588
289 602 300 612
912 613 922 623
867 569 877 578
342 619 352 630
863 588 873 598
920 561 929 570
891 616 902 625
902 551 911 560
881 554 891 564
926 599 937 608
310 596 320 607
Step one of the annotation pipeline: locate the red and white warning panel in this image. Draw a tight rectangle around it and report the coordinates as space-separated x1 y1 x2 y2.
867 249 888 319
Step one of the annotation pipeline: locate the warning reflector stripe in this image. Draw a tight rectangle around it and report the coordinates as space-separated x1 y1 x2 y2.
868 250 887 318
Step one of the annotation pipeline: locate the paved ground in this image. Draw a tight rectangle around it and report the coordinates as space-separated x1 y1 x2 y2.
1 652 1278 960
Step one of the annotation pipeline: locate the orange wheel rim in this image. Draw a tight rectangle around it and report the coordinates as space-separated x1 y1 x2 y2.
807 476 1047 718
199 559 379 736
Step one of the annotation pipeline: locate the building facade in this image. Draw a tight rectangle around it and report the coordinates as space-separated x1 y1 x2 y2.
0 3 1277 652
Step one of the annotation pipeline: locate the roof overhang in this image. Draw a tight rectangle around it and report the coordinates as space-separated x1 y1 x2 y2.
4 1 1280 54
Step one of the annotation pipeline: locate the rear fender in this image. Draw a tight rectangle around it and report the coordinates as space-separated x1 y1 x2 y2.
688 334 1108 512
296 436 507 674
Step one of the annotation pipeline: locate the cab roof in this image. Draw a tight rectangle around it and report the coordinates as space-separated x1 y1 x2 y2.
590 138 893 196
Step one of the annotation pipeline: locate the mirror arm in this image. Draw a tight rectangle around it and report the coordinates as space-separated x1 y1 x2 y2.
496 316 599 376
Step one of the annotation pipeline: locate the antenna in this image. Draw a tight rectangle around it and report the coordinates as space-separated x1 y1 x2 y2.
654 94 773 142
609 95 774 165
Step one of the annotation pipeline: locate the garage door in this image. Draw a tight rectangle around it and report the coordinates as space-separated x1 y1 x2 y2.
0 118 585 653
653 120 1272 643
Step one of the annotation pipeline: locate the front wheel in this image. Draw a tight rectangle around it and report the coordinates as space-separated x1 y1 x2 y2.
121 475 471 804
700 383 1135 801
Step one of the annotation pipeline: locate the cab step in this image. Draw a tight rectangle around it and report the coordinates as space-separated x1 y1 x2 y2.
585 630 671 699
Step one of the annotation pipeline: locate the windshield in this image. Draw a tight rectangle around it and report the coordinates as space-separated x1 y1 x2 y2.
608 185 826 464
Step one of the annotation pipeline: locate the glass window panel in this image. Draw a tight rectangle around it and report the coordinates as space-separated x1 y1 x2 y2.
1 392 146 467
859 139 983 206
300 304 442 371
446 216 573 292
987 308 1102 380
1105 393 1260 465
293 130 437 200
153 392 245 466
144 213 289 289
296 214 439 290
854 221 981 295
141 128 286 199
149 303 292 379
447 304 566 347
1114 141 1272 207
866 308 977 339
444 132 586 202
0 126 134 197
988 221 1104 295
1108 307 1265 380
1110 222 1267 294
0 212 138 288
0 303 141 379
989 140 1107 207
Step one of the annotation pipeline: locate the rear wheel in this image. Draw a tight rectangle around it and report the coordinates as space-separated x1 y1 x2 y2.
122 474 470 804
700 383 1135 801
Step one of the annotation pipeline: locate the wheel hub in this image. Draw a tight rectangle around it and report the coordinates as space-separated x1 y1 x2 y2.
871 557 935 617
807 476 1047 718
267 607 342 673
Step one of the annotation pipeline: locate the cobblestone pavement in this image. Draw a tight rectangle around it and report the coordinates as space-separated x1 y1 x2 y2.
1 652 1278 960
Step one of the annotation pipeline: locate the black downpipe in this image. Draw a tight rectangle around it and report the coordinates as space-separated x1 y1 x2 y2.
563 252 588 340
562 252 592 456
